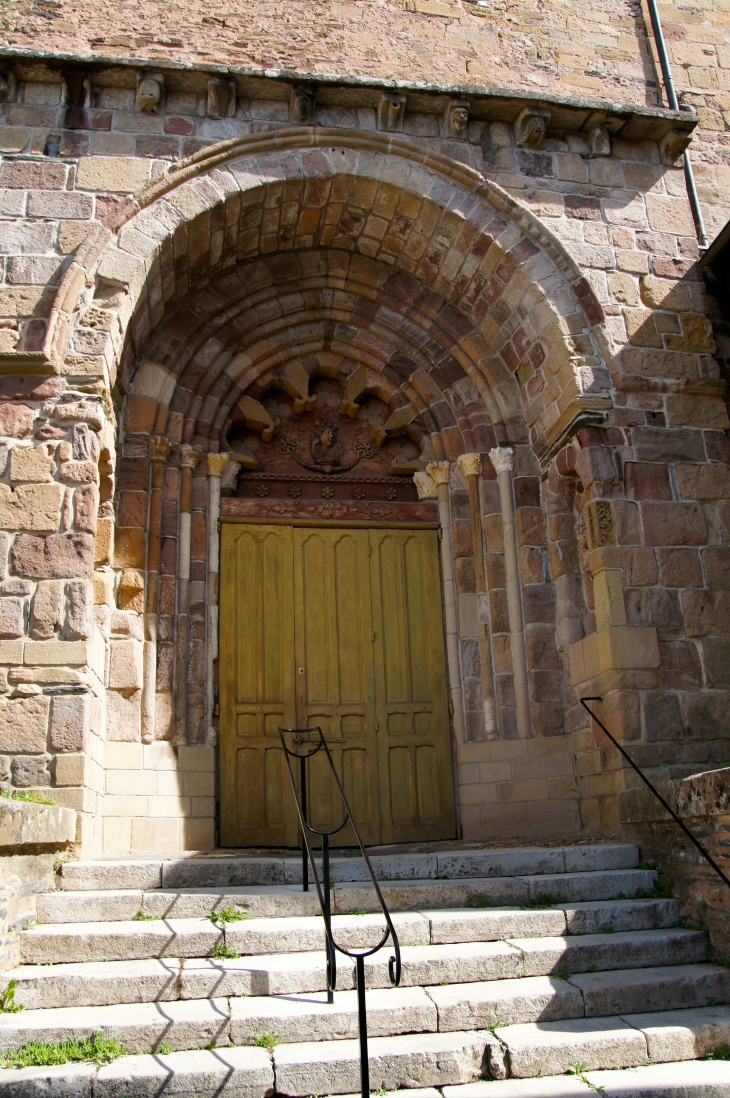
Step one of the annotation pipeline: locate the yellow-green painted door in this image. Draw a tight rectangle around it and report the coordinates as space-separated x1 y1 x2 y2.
369 529 455 843
219 524 298 847
220 523 455 846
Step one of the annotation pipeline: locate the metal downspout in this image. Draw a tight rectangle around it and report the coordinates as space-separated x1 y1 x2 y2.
645 0 708 248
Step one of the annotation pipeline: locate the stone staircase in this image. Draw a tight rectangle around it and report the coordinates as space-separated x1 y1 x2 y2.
1 842 729 1096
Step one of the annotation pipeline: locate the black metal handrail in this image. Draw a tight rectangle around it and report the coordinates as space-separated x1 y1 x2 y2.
278 726 401 1098
581 697 730 891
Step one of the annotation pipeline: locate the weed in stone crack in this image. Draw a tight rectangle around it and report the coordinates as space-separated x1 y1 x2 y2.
346 909 367 916
705 1045 730 1060
486 1020 504 1033
155 1043 173 1055
4 1034 124 1068
567 1062 589 1075
598 924 616 934
523 894 559 909
0 789 55 806
212 943 241 960
254 1033 279 1049
209 907 250 925
552 969 570 980
637 861 656 871
466 895 496 908
135 910 161 921
699 900 708 912
651 876 674 899
0 980 24 1014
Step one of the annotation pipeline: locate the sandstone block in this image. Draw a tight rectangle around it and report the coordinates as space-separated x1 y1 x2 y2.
0 597 23 638
676 462 730 501
0 640 23 665
91 571 114 607
60 461 98 485
639 275 690 311
11 752 51 787
106 688 142 741
31 580 64 639
9 445 55 483
0 404 34 439
74 484 99 536
702 638 730 688
94 518 114 566
0 695 49 753
640 502 708 546
12 534 94 579
64 579 93 639
666 394 729 430
109 639 143 690
645 195 695 236
49 692 91 753
75 156 152 193
0 483 64 534
0 160 67 189
0 127 31 154
24 640 88 666
683 590 730 637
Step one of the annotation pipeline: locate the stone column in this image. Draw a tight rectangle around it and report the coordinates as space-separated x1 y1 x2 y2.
489 447 531 738
174 443 203 744
205 452 229 745
456 452 497 738
142 436 173 745
425 461 466 745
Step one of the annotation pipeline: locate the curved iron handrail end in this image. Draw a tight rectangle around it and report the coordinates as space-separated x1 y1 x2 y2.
580 697 730 891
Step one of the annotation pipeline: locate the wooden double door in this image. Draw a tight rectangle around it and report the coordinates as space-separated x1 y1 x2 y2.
219 523 456 847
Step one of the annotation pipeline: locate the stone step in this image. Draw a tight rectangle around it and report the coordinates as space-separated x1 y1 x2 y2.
19 911 429 965
56 844 640 891
505 928 707 976
622 1003 730 1063
428 975 584 1030
333 867 657 911
586 1060 730 1096
0 997 231 1055
36 885 323 924
446 1080 594 1098
230 986 437 1044
572 964 730 1016
0 1047 274 1098
272 1029 490 1096
494 1015 649 1078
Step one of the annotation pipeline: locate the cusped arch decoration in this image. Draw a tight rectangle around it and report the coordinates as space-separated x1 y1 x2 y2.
42 128 613 468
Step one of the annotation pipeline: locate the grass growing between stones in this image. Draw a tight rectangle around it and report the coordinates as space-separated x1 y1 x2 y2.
466 895 497 909
209 907 250 925
705 1045 730 1060
0 979 24 1014
212 943 241 959
4 1033 124 1069
135 910 161 921
0 789 55 806
254 1033 279 1049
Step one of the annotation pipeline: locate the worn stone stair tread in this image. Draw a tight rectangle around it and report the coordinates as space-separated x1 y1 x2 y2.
621 1004 730 1062
333 868 656 912
0 1061 99 1097
557 898 680 934
425 907 567 942
494 1015 648 1077
55 844 640 891
427 974 583 1028
37 885 323 923
272 1029 489 1096
363 939 524 987
444 1079 592 1098
0 997 231 1054
230 986 437 1043
3 950 358 1010
19 912 429 964
585 1059 730 1096
505 928 707 975
570 964 730 1017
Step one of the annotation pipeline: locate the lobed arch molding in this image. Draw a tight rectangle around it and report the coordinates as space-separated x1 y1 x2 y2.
42 128 613 463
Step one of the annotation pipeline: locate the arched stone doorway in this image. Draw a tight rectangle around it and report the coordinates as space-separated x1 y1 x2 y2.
44 129 611 852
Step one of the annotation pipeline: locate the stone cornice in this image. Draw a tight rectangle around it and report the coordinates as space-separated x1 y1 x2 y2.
0 48 697 140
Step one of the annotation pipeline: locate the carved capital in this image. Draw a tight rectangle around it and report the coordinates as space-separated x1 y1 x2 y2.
426 460 451 487
489 447 514 475
207 452 230 478
456 452 482 478
180 443 203 470
413 470 437 500
150 436 174 464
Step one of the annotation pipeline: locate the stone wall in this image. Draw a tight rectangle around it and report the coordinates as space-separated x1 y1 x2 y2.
0 796 76 971
0 38 728 849
619 767 730 959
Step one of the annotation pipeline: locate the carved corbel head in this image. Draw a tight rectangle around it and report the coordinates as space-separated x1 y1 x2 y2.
290 84 316 124
660 129 692 167
514 107 551 149
444 99 470 141
136 72 165 114
587 125 611 158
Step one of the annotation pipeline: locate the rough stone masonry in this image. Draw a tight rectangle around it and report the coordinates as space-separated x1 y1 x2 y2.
0 0 728 858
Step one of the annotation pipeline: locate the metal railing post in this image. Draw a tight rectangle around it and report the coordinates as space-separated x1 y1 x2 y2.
279 725 402 1092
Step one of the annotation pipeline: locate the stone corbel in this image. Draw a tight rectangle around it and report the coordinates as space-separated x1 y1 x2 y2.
142 435 174 744
205 452 229 745
456 452 496 739
0 65 18 104
136 72 165 114
207 78 236 119
514 107 551 149
290 84 316 124
443 99 470 140
371 403 417 447
426 461 466 746
660 129 692 167
377 92 406 133
275 361 315 414
236 395 279 442
489 447 531 738
340 364 368 418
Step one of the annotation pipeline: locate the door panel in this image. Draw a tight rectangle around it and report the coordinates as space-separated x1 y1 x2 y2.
293 528 380 845
220 524 298 846
220 523 455 847
370 529 455 843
